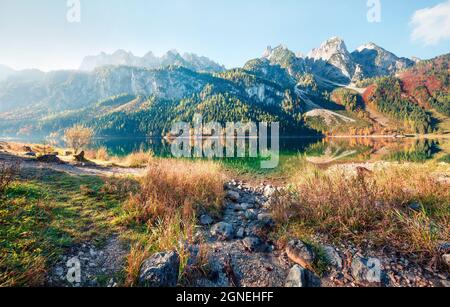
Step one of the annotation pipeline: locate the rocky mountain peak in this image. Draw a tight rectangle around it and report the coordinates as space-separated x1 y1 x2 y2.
356 42 380 52
262 46 273 58
351 42 414 79
308 37 349 61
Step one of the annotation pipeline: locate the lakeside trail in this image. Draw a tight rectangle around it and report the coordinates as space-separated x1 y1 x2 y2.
0 151 147 178
1 151 449 287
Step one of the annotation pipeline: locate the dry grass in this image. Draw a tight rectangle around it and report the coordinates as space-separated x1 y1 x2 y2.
123 150 154 167
273 161 449 262
123 159 225 225
84 147 110 161
121 158 226 285
124 243 150 287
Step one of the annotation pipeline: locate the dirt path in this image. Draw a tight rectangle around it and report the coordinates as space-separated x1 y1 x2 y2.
192 181 291 287
0 151 147 178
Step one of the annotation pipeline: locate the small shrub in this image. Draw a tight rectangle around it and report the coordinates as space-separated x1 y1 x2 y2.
0 161 20 197
64 125 94 154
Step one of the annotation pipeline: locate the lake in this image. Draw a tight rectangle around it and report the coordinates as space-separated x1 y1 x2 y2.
2 135 449 172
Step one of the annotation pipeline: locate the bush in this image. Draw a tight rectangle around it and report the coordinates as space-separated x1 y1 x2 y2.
64 125 94 154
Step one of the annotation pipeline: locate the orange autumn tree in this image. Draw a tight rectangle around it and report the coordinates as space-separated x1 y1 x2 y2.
64 125 94 154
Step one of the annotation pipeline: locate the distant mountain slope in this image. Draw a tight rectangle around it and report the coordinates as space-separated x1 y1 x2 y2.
362 54 449 134
351 43 414 80
0 65 15 81
79 49 225 73
0 38 447 138
0 64 314 137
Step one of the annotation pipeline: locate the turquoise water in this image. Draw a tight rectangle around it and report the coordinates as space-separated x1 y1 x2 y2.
2 136 448 170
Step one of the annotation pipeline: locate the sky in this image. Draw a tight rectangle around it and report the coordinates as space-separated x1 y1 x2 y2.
0 0 449 71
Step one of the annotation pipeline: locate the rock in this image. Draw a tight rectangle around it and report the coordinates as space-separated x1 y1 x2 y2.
233 204 243 211
263 185 276 197
24 152 36 157
226 190 240 203
74 151 86 162
199 214 214 226
323 245 343 270
89 248 97 257
441 279 450 288
351 256 382 283
285 265 306 287
240 203 254 210
442 254 450 268
236 227 245 239
257 213 274 226
36 154 61 163
439 242 450 253
210 222 234 240
22 146 32 152
245 209 258 220
139 251 180 287
242 237 262 252
408 202 422 212
55 266 64 277
284 265 321 288
286 240 315 269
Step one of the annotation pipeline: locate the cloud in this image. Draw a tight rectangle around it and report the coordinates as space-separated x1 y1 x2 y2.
410 0 450 45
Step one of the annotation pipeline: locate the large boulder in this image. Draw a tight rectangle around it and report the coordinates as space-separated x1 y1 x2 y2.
286 240 315 270
139 251 180 287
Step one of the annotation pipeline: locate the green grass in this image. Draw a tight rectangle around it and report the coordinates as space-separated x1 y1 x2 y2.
0 168 135 286
438 154 450 163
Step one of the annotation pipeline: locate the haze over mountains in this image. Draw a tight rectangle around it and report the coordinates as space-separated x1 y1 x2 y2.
0 36 447 138
79 49 226 73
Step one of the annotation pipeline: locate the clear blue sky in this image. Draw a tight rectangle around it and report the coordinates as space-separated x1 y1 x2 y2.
0 0 449 71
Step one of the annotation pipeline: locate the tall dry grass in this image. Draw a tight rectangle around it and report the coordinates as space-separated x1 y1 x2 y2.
123 159 225 224
123 150 154 167
273 162 449 261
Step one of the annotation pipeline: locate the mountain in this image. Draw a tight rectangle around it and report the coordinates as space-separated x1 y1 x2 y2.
307 37 356 82
257 37 414 86
351 43 415 80
0 37 447 138
0 65 15 81
79 50 225 73
362 54 449 134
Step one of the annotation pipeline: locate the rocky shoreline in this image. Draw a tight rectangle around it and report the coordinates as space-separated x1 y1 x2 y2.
47 180 449 287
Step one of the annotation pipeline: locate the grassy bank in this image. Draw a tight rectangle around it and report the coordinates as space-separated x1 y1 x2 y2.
0 167 137 286
272 160 450 265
